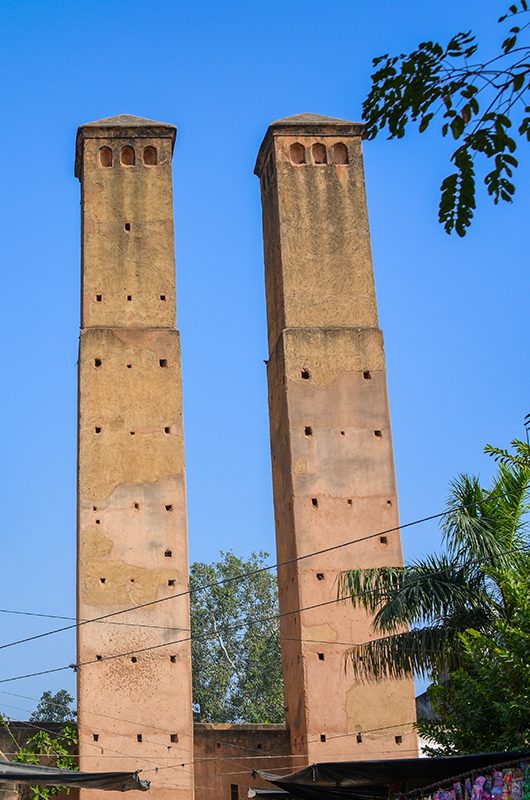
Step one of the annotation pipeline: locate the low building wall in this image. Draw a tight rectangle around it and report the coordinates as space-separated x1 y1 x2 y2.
0 723 293 800
194 724 292 800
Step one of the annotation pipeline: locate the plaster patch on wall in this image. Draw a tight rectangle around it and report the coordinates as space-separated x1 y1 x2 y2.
80 528 178 605
284 328 386 386
302 623 337 643
293 458 308 475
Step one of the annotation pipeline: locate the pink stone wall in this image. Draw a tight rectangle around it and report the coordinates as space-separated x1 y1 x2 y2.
256 116 418 764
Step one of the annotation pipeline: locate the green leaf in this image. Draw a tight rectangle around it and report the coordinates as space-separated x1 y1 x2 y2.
419 113 434 132
513 72 526 91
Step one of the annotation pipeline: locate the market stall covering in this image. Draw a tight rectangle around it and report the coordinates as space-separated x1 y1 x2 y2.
0 761 149 791
257 751 530 800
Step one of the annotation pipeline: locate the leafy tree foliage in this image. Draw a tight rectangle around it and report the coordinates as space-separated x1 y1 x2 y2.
0 720 78 800
338 435 530 680
190 550 284 723
29 691 75 724
418 587 530 754
363 2 530 235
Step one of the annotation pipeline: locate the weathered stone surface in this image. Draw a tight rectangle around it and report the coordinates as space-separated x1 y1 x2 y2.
76 117 193 800
256 115 418 763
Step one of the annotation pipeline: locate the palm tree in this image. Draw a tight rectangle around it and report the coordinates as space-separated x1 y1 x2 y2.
338 438 530 680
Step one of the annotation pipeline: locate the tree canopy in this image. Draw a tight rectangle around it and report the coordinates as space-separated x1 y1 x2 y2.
29 691 75 725
364 1 530 235
417 589 530 754
190 550 284 723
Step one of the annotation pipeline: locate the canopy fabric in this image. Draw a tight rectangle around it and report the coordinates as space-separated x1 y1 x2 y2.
258 751 530 800
0 761 150 792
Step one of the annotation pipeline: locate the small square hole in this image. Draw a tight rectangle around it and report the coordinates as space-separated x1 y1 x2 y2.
131 656 137 663
127 364 132 369
127 295 132 301
164 426 171 434
170 734 178 744
395 735 402 745
160 294 166 301
347 499 353 506
168 579 176 587
93 734 99 742
304 426 313 437
95 519 100 525
100 577 106 584
374 430 383 437
316 573 325 581
380 536 388 544
134 502 140 510
96 655 103 661
301 368 310 380
95 294 102 302
311 498 318 509
130 431 135 436
363 370 372 380
159 359 168 368
94 358 102 368
137 734 142 743
387 499 392 506
124 223 131 231
320 734 326 743
356 733 363 744
170 655 177 663
165 504 173 512
317 652 325 661
93 506 97 511
164 550 172 557
94 426 102 434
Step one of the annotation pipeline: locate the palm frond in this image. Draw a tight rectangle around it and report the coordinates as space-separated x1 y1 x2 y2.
336 566 405 614
343 625 465 681
485 439 530 468
372 554 488 633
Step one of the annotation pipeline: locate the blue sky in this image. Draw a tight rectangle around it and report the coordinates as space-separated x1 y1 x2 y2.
0 0 527 707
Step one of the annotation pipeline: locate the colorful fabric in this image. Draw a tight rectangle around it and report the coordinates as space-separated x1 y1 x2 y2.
511 769 522 800
504 771 513 800
473 776 486 800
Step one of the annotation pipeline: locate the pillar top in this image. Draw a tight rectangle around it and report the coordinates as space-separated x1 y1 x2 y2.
254 112 363 177
75 114 176 177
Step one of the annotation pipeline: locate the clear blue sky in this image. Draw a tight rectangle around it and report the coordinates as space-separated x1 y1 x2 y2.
0 0 527 709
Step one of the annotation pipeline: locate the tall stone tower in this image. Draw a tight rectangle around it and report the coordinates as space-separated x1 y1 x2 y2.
255 114 418 763
75 115 194 800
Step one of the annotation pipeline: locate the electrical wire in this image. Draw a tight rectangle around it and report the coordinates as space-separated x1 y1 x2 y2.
0 490 517 654
0 689 420 772
0 609 187 632
0 540 527 686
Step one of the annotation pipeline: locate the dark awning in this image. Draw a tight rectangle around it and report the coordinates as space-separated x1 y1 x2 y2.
258 751 530 800
0 761 150 792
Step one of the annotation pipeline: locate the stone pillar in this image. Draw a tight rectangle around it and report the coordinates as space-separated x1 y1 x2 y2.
75 115 194 800
255 114 418 763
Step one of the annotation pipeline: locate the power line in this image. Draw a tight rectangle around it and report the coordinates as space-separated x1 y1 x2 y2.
0 690 192 741
0 693 420 774
0 608 188 632
0 489 522 655
0 699 191 757
0 541 526 686
0 712 165 772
